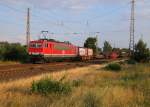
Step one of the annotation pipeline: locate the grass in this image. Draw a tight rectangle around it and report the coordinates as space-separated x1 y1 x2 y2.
82 91 100 107
0 63 149 107
0 61 19 65
72 79 83 87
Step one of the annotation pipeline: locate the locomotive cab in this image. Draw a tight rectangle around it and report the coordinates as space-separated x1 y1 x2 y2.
28 40 47 63
29 41 44 55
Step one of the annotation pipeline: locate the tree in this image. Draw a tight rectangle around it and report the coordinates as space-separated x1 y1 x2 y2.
84 37 97 54
3 43 29 62
103 41 112 54
103 41 112 58
98 48 102 54
0 42 9 60
133 39 150 62
0 42 29 63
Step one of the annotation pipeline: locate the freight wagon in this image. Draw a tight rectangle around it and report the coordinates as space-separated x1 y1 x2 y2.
28 39 93 63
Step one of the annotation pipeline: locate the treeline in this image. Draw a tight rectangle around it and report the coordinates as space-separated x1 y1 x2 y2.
0 42 29 63
84 37 129 57
84 37 150 62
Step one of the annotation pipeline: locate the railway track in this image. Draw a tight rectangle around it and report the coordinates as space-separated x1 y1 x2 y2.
0 62 90 82
0 59 117 82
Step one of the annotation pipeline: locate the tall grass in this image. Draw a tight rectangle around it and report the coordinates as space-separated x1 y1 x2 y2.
0 64 149 107
82 92 100 107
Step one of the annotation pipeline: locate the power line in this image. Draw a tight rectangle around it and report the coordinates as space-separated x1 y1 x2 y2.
0 2 60 26
87 1 131 22
0 1 26 13
0 3 75 34
86 0 146 23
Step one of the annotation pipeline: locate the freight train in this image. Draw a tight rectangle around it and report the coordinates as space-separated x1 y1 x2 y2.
28 39 93 63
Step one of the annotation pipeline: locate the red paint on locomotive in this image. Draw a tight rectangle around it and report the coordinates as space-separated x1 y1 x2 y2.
29 39 78 57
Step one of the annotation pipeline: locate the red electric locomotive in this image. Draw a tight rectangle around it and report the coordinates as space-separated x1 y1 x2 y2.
28 39 78 63
28 39 93 63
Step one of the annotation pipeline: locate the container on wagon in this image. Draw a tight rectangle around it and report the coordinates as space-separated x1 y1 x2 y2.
78 47 86 56
87 49 93 56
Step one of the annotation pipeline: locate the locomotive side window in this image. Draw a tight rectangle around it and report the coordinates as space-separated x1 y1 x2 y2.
30 43 42 48
37 43 42 48
30 43 36 48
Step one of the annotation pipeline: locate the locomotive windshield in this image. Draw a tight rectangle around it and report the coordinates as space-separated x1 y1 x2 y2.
30 43 42 48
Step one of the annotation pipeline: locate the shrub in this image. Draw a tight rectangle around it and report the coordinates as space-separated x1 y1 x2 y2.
31 78 71 95
0 42 30 63
82 92 100 107
105 63 121 71
127 59 137 65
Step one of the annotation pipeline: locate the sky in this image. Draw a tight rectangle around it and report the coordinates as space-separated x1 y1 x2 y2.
0 0 150 48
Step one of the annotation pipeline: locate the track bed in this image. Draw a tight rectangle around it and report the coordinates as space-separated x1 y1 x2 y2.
0 59 111 82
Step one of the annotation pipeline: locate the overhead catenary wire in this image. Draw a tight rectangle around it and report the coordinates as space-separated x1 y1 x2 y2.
0 2 77 34
87 1 131 22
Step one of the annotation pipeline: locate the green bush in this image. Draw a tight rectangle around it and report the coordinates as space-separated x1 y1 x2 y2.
82 92 100 107
0 42 30 63
105 63 121 71
127 59 137 65
31 78 71 95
